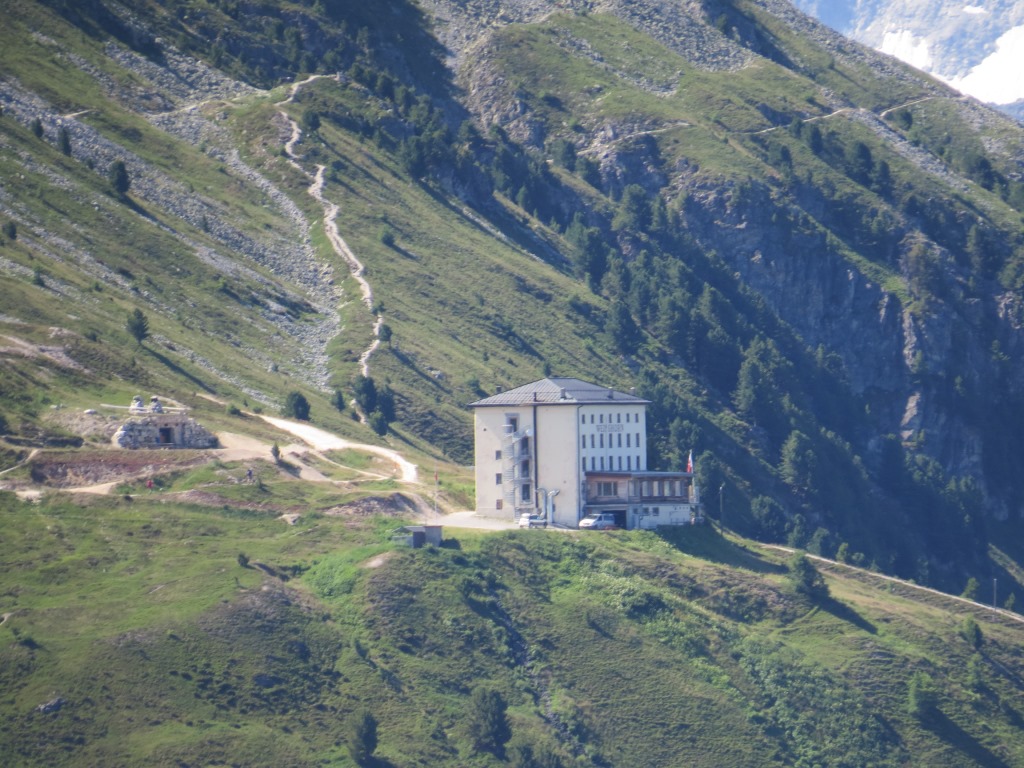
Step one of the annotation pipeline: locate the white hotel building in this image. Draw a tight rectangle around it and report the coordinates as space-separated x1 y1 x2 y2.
470 377 701 529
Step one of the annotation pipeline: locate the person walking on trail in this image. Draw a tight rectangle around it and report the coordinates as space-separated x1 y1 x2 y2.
146 478 154 490
246 467 254 483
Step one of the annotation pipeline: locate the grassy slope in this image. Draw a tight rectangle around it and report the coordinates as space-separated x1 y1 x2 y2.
3 490 1024 766
4 4 1024 762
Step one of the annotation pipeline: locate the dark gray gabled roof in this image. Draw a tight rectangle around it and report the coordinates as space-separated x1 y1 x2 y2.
469 377 649 407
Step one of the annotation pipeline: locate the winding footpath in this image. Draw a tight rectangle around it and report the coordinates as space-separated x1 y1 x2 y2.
275 77 382 378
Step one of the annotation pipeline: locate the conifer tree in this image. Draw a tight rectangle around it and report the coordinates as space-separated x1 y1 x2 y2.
126 308 149 346
109 159 130 197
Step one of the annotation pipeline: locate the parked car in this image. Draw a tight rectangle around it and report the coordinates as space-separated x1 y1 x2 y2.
578 512 619 530
519 513 547 528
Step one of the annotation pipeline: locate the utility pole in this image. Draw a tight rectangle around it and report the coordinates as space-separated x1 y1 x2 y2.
994 577 998 610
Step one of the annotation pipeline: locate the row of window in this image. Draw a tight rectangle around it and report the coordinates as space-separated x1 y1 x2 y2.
584 455 640 472
582 432 641 450
582 412 639 424
588 478 693 498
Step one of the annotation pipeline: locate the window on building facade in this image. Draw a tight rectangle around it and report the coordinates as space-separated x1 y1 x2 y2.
581 414 585 424
599 434 604 448
581 457 586 473
591 457 596 471
600 456 605 470
597 481 618 496
635 432 640 446
600 414 604 424
626 433 631 448
495 473 502 485
496 499 503 510
495 450 502 460
617 456 622 470
590 434 595 449
590 414 594 424
521 484 531 502
581 435 586 450
617 413 621 423
627 455 632 470
617 433 622 448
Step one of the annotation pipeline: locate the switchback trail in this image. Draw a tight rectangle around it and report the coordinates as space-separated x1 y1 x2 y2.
276 77 383 379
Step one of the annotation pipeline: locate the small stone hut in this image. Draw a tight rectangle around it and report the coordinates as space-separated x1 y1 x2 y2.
112 395 217 449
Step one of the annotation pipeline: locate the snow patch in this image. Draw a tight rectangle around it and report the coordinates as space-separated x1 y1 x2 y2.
944 24 1024 104
880 29 933 71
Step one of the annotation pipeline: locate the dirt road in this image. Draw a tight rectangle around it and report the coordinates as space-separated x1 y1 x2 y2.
258 415 418 483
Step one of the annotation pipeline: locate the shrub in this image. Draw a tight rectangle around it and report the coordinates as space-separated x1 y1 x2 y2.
57 126 71 156
343 709 377 766
466 686 511 756
302 109 320 133
283 391 310 420
907 670 938 718
961 577 980 601
331 389 346 413
353 375 377 413
2 221 16 241
368 410 388 436
959 616 982 649
508 735 564 768
109 159 130 197
787 551 829 600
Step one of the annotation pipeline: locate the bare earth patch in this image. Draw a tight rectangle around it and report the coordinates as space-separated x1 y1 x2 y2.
323 494 431 518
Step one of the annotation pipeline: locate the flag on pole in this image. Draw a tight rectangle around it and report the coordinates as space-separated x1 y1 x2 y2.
686 450 694 474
